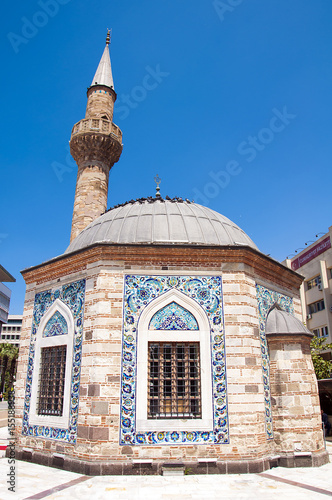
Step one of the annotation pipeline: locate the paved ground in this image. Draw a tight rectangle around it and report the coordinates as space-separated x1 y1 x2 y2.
0 425 331 500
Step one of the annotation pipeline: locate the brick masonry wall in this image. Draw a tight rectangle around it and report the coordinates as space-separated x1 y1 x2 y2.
15 246 324 468
268 334 324 456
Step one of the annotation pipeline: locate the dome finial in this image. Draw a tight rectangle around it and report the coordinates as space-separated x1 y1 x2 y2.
106 29 111 46
154 174 161 198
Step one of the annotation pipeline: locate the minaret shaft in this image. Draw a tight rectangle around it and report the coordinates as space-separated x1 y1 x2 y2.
71 163 109 241
69 34 122 243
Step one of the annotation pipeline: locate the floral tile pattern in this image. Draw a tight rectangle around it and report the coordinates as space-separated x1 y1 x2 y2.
22 279 86 443
43 310 68 337
256 284 294 440
149 301 199 330
120 275 228 446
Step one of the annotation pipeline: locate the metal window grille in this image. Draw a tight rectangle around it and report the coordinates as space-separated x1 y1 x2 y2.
148 342 201 419
38 346 66 416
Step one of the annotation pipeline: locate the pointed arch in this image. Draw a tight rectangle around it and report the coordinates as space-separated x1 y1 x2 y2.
136 289 213 432
38 298 74 336
139 288 210 332
149 302 199 330
29 299 75 428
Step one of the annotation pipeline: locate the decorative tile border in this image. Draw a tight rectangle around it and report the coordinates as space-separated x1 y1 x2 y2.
255 284 294 439
22 279 86 443
120 275 228 445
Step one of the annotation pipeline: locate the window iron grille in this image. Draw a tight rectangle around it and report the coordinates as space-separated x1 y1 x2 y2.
148 342 201 419
38 345 66 416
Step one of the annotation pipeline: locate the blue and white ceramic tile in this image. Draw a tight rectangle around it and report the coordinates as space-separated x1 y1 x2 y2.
120 275 228 446
256 284 294 440
43 310 68 337
149 301 199 330
22 279 86 443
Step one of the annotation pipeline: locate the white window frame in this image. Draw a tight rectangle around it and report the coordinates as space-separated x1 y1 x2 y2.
29 299 74 428
136 289 213 432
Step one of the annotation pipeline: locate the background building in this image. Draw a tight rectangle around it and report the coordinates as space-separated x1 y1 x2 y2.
284 227 332 359
0 265 15 335
0 315 23 347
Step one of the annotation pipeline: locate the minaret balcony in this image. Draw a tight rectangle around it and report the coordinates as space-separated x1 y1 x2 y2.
71 118 122 144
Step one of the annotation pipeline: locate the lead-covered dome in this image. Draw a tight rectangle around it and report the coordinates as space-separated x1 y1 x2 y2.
265 305 312 336
65 198 258 254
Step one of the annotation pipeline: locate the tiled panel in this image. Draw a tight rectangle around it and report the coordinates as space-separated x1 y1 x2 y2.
120 275 228 446
256 284 294 440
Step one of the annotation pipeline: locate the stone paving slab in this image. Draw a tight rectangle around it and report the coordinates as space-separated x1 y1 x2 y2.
0 438 331 500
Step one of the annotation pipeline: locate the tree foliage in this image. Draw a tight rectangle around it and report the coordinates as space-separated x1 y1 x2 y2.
0 343 19 399
310 336 332 380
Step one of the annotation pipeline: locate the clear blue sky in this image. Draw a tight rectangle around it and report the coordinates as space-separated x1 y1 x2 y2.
1 0 332 314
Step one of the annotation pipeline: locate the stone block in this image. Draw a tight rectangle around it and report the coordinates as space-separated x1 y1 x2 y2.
52 455 64 469
80 386 87 396
89 426 109 441
85 462 102 476
22 450 32 462
91 401 109 415
227 461 248 474
86 415 101 425
102 462 123 475
248 460 265 473
88 384 100 396
245 384 259 393
245 357 257 366
33 452 50 466
121 445 133 455
64 458 86 474
77 426 89 439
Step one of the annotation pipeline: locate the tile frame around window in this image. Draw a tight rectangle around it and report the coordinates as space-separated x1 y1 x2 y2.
120 275 228 446
22 279 85 444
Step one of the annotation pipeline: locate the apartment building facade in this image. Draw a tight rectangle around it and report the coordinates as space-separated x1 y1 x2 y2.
0 264 15 335
285 227 332 358
0 315 23 347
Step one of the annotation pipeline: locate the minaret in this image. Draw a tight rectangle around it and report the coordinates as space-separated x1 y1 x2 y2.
69 31 123 242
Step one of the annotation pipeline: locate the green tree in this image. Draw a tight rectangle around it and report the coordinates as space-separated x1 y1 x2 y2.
0 343 18 399
310 336 332 380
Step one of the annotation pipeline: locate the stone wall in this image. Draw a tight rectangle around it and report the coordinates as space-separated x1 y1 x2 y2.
268 334 325 466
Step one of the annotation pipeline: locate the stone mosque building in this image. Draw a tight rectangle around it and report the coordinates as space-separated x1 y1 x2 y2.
14 33 328 475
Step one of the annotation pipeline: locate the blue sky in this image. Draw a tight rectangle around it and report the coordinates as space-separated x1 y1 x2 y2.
1 0 332 314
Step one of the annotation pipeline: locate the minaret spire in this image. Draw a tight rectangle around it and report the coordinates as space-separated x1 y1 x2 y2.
90 29 114 89
69 31 123 242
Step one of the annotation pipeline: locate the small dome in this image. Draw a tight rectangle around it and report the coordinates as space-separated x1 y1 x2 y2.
65 198 258 254
266 305 312 336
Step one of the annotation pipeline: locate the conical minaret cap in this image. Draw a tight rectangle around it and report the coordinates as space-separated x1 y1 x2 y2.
90 31 114 89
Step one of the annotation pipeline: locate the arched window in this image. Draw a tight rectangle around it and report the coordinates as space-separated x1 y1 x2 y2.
29 299 74 428
136 289 213 432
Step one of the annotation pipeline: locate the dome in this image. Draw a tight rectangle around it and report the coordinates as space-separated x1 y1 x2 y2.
65 198 259 254
265 305 312 336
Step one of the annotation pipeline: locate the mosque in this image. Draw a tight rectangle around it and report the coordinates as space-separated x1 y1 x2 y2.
13 33 328 475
